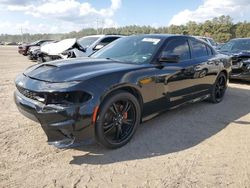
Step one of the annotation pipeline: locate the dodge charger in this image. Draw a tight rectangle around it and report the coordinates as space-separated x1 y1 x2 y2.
14 34 231 149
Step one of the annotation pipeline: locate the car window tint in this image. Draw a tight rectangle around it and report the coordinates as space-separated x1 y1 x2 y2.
162 39 191 61
190 40 208 58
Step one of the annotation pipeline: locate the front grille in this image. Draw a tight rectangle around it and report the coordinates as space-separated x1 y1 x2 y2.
16 85 46 103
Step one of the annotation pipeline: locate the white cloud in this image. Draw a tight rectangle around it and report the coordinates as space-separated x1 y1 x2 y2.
169 0 250 25
7 0 121 21
2 0 121 34
0 20 83 34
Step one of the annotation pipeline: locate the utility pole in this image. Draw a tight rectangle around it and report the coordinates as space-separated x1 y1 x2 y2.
25 28 29 42
96 19 99 34
101 19 104 34
96 19 104 35
20 27 23 43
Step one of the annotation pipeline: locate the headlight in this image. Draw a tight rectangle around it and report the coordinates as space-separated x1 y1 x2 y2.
47 91 92 104
44 82 92 104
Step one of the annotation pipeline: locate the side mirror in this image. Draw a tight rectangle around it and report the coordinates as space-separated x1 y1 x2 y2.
93 44 104 51
158 54 180 63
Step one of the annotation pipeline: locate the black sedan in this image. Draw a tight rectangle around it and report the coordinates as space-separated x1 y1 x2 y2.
14 34 231 149
219 38 250 81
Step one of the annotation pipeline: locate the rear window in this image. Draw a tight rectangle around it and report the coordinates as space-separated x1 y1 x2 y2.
190 40 208 58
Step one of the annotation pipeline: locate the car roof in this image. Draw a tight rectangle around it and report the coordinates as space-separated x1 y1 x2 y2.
231 38 250 41
129 34 186 39
133 34 210 42
193 36 213 39
80 35 123 39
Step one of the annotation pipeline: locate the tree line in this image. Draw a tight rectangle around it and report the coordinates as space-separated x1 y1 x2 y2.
1 15 250 43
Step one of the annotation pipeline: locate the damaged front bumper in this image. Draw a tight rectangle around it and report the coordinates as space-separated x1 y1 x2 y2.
230 57 250 81
14 90 95 148
230 64 250 81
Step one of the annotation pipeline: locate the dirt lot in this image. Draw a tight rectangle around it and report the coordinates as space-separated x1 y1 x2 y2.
0 46 250 188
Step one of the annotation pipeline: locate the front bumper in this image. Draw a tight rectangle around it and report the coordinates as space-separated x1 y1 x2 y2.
14 90 95 148
28 52 37 60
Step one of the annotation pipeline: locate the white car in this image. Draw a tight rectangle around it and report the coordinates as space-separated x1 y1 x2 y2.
38 35 123 62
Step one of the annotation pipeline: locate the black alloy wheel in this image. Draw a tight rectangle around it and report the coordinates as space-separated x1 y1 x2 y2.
95 91 141 149
209 72 227 103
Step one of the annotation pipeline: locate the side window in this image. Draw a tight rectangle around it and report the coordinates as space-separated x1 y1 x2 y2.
206 46 213 56
99 37 119 46
190 40 208 58
162 39 191 61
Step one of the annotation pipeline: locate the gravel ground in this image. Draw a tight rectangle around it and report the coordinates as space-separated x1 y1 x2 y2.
0 46 250 188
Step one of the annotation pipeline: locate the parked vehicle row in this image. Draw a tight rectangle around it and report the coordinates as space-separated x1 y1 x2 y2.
19 35 123 63
14 34 232 149
18 40 55 56
27 40 57 61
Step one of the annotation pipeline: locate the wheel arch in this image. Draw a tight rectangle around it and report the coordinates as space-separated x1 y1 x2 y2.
219 69 228 81
100 85 144 113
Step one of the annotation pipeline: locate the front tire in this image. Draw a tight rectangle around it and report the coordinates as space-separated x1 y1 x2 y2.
209 72 227 103
95 91 141 149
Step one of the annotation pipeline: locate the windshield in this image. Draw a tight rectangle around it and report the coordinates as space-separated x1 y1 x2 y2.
91 36 163 64
220 39 250 52
30 40 40 45
77 37 99 48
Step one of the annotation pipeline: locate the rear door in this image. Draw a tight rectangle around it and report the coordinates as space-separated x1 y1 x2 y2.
188 38 219 92
155 36 212 107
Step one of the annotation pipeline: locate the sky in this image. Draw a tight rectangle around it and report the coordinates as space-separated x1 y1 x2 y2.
0 0 250 34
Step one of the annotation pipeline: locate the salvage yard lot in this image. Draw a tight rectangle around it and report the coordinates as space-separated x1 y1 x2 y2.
0 46 250 187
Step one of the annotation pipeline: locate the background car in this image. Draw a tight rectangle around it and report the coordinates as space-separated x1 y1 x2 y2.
219 38 250 81
5 41 18 45
37 35 123 63
18 39 54 56
194 36 218 49
14 34 231 149
27 40 57 61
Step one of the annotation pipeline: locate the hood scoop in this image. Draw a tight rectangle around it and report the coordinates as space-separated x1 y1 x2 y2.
35 64 58 69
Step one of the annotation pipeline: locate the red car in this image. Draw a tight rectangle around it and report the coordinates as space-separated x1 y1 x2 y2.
18 40 54 56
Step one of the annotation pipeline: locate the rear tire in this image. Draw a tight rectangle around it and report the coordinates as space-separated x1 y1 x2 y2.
208 72 227 103
95 91 141 149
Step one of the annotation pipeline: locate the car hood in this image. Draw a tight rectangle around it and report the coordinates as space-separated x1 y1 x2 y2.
220 50 250 57
23 58 140 83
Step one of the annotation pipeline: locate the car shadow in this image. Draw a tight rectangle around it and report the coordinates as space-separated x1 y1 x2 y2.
69 86 250 165
230 79 250 85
